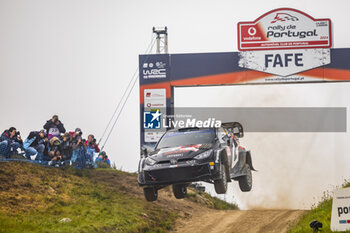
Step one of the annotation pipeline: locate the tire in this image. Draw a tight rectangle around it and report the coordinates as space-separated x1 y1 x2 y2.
143 187 158 201
238 165 252 192
214 164 228 194
172 184 187 199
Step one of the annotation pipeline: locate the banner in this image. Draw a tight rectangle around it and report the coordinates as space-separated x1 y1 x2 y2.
238 8 332 51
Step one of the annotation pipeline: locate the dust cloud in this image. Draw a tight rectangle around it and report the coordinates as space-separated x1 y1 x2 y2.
175 82 350 210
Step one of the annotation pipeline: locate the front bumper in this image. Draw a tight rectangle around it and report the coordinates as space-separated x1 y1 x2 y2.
138 161 220 186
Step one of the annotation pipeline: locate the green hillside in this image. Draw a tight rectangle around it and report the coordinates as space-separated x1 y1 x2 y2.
0 162 236 233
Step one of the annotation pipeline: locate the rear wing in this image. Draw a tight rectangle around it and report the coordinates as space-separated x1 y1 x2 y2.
221 122 244 138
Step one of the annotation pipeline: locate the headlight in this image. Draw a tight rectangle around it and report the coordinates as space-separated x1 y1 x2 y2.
194 149 213 160
145 157 157 166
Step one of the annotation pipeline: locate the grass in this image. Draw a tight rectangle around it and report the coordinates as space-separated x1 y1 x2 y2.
0 162 176 233
287 180 350 233
186 189 239 210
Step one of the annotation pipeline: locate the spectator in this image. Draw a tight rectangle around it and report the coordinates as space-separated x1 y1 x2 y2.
23 129 47 160
44 136 62 161
60 132 73 161
85 134 100 163
95 151 110 167
70 128 86 166
43 115 66 139
0 127 23 158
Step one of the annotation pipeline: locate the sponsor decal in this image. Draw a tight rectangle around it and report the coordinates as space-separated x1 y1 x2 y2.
144 131 164 143
239 48 330 76
163 145 202 155
168 153 183 158
142 62 167 79
144 110 161 129
331 188 350 231
238 8 331 51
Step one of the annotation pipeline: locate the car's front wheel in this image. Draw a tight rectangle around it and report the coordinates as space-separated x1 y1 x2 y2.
172 184 187 199
143 187 158 201
238 165 252 192
214 164 228 194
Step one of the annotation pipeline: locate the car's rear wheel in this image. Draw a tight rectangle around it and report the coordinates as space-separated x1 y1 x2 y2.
143 187 158 201
238 165 252 192
214 164 228 194
173 184 187 199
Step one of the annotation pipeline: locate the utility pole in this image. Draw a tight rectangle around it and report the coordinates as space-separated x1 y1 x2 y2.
153 27 168 54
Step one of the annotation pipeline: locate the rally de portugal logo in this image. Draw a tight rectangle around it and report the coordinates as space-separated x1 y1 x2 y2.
237 8 331 51
144 110 161 129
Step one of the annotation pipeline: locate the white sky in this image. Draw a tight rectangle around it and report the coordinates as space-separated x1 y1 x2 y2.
1 0 350 209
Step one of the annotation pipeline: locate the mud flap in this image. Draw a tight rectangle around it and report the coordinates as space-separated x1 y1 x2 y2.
230 151 252 180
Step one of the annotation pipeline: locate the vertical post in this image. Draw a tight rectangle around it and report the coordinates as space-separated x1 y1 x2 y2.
153 26 168 54
156 35 160 54
164 28 168 54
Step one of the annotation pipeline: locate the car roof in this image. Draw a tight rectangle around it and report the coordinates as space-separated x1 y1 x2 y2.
167 127 215 133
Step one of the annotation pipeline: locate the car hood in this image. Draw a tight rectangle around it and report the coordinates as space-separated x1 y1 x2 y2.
149 144 212 162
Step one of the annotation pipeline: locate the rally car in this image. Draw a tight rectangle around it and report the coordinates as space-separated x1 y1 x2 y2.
138 122 255 201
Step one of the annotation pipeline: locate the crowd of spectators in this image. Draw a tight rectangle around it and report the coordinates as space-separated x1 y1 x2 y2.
0 115 111 167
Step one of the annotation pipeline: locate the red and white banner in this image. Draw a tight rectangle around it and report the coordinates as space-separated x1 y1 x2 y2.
238 8 332 51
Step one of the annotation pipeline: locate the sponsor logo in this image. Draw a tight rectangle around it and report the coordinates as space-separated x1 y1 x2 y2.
155 61 166 68
144 110 161 129
168 153 183 158
144 89 166 108
238 8 331 51
271 13 298 24
170 159 178 165
142 62 167 79
143 69 166 79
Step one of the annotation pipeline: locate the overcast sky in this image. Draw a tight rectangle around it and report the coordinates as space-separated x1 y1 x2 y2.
1 0 350 209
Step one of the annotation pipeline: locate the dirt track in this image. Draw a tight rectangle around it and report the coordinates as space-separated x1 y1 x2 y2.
93 170 306 233
173 209 306 233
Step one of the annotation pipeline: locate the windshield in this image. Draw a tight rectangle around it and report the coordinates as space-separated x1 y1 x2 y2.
156 129 215 149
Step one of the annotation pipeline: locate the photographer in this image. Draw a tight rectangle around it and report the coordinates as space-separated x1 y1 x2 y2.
60 133 73 161
0 127 23 158
43 115 66 139
95 151 110 167
70 128 86 166
43 136 62 162
85 134 100 163
23 129 47 160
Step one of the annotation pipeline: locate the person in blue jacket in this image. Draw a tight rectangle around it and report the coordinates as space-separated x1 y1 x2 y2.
95 151 110 167
23 130 47 160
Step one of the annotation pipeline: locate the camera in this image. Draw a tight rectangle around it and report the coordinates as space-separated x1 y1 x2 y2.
92 138 96 144
53 117 58 123
15 131 21 137
79 138 86 145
